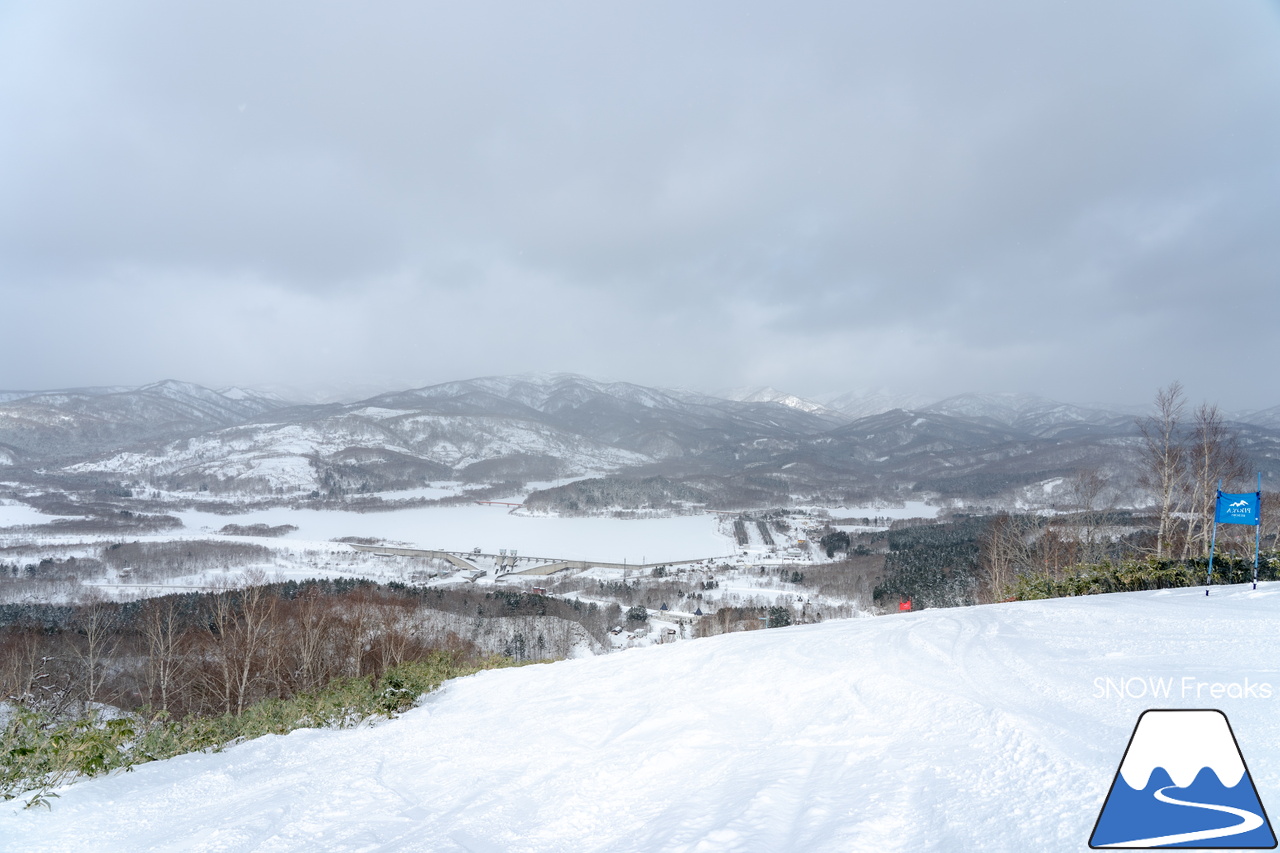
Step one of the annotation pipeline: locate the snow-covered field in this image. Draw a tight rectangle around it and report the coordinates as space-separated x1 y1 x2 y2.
174 504 733 564
5 585 1279 851
0 501 76 527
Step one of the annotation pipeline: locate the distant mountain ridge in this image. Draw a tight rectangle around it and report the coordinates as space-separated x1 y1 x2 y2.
919 393 1132 434
0 380 295 463
2 374 1278 506
721 386 836 416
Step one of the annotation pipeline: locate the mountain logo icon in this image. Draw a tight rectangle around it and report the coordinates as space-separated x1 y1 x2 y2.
1090 709 1276 848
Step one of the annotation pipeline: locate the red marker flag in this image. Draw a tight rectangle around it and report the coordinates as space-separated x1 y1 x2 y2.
898 600 912 612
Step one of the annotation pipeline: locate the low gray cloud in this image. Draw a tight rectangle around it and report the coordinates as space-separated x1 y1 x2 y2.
2 0 1278 409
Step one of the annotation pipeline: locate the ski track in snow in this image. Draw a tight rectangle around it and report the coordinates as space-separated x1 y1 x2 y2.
3 586 1280 852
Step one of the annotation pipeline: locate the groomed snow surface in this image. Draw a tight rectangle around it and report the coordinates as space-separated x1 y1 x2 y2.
5 585 1280 852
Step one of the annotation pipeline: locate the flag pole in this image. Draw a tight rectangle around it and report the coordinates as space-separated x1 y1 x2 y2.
1254 472 1262 589
1207 478 1221 594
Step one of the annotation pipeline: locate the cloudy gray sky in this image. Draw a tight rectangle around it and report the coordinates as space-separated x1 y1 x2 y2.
2 1 1278 408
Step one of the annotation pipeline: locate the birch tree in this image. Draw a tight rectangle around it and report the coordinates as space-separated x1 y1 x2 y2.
67 593 118 706
978 513 1035 601
1182 403 1248 559
1065 467 1110 566
1137 382 1187 559
140 596 185 713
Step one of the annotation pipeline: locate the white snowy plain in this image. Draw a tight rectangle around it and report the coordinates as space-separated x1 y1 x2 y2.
4 585 1280 852
173 504 732 565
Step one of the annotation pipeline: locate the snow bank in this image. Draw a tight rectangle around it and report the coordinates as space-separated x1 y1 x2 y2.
4 585 1280 851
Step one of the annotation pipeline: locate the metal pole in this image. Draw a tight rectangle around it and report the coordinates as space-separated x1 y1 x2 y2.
1207 479 1221 593
1255 472 1263 588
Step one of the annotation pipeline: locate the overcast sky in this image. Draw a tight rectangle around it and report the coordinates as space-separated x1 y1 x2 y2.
2 1 1278 409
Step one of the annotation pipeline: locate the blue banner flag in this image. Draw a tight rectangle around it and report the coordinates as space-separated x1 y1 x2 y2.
1215 490 1261 526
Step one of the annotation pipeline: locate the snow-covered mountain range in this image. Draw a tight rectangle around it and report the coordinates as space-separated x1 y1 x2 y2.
2 374 1278 505
0 380 290 462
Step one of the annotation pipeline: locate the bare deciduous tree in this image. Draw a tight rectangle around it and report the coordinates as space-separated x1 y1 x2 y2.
1182 403 1249 560
1065 467 1111 566
1137 382 1187 559
206 571 278 715
345 590 376 679
284 588 337 693
66 592 119 706
140 596 186 713
0 630 47 703
978 513 1036 601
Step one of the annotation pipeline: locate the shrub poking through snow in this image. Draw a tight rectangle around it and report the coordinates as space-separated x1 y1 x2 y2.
0 654 516 808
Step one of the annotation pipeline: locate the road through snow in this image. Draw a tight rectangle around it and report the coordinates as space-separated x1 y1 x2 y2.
2 585 1279 851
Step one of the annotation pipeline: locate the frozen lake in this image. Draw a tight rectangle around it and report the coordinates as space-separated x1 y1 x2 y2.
0 501 76 527
176 504 735 564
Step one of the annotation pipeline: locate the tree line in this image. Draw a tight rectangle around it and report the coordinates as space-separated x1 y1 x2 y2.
979 381 1275 603
1138 381 1260 561
0 575 617 721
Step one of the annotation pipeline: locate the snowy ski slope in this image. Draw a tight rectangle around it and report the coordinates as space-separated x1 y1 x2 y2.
3 585 1279 852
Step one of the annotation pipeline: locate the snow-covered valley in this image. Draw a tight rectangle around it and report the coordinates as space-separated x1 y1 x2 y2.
3 374 1279 850
3 585 1279 851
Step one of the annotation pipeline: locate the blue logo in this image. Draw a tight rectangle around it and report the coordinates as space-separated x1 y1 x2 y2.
1091 710 1276 848
1215 491 1261 526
